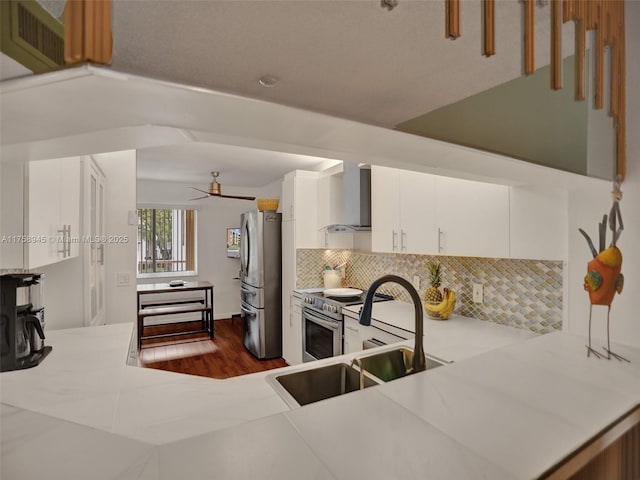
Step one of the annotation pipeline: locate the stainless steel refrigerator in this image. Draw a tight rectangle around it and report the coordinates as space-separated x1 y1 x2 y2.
240 210 282 359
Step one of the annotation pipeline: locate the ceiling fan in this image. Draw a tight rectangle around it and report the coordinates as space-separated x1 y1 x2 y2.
190 171 256 201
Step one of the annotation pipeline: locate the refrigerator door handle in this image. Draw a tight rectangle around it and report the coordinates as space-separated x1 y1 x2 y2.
242 217 251 277
240 217 247 277
240 305 256 316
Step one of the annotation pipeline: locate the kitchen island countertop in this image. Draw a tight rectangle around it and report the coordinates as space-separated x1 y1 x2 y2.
2 319 639 480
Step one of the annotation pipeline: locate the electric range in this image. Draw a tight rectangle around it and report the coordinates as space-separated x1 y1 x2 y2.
301 290 394 321
301 289 393 362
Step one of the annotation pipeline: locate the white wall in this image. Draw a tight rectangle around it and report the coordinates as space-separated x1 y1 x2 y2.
567 1 640 347
0 151 25 271
136 179 280 319
94 151 138 325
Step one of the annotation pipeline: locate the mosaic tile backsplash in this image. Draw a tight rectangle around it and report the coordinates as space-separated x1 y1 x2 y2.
296 249 563 334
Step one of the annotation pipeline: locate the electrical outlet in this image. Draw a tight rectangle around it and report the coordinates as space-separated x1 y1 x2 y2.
413 275 421 290
473 283 484 304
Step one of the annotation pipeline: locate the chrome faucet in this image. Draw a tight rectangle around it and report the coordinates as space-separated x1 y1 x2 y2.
359 274 427 373
350 357 366 390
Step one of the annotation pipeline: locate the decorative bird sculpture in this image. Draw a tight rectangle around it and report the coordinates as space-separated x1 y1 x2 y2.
579 179 628 362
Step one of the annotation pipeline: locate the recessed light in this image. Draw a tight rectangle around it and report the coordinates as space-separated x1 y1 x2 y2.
258 75 279 88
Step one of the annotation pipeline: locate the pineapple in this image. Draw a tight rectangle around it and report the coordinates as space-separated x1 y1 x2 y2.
425 262 443 304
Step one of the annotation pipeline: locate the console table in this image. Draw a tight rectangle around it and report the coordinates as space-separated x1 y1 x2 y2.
136 281 214 349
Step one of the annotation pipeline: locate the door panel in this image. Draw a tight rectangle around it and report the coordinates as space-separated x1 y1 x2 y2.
241 301 264 358
241 211 263 288
85 161 106 326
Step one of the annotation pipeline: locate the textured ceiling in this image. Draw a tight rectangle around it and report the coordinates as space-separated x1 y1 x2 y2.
9 0 578 186
110 0 573 129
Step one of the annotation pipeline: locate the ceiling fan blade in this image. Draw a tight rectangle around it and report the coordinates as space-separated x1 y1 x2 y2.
189 195 211 201
190 187 212 195
219 194 256 201
189 184 254 201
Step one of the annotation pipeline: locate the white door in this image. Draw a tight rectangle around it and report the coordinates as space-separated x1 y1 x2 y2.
85 161 106 326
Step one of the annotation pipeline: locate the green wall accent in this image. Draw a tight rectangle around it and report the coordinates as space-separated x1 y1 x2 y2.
396 56 588 175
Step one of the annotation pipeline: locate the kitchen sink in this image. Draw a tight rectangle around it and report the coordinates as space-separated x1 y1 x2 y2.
354 347 446 383
268 362 378 408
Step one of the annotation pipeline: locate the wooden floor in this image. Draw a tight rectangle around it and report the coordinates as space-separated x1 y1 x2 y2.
139 318 288 379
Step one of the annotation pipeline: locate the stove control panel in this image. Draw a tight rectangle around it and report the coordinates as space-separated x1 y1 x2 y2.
302 295 343 319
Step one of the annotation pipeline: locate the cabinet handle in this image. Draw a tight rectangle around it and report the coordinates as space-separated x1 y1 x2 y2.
66 225 72 257
392 230 398 251
57 224 71 257
438 228 445 253
98 244 105 265
401 229 407 251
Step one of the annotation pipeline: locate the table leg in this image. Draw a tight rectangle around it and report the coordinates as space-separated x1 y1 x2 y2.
137 314 143 349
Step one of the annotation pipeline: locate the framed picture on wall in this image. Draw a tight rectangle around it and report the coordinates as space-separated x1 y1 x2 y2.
227 227 241 258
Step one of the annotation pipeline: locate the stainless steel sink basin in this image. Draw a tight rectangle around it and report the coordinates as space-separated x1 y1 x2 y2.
268 362 378 408
355 347 446 383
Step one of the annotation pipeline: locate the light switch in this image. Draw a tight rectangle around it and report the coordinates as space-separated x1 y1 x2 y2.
117 272 131 287
473 283 483 304
413 275 421 290
128 210 138 226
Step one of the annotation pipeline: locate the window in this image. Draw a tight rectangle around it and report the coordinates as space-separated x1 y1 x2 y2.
137 208 196 276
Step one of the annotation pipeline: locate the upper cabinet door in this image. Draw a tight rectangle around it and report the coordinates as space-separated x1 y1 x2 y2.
509 185 567 260
371 165 400 253
435 176 510 258
281 173 295 221
27 157 81 269
398 170 437 254
28 158 61 268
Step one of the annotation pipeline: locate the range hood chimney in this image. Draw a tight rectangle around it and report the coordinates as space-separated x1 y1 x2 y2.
325 162 371 233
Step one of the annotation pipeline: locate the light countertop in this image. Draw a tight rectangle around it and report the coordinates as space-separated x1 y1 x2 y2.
2 319 639 480
343 300 538 362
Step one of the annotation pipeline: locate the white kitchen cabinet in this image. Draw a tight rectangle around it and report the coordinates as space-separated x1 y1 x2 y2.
281 170 323 361
281 173 295 221
316 173 343 229
27 156 81 268
399 170 438 254
509 185 567 260
371 165 399 252
371 166 437 254
283 294 303 365
435 176 510 258
373 165 509 258
343 315 364 354
281 170 319 248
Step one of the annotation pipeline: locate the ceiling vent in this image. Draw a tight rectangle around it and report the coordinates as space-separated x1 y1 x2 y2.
1 0 65 73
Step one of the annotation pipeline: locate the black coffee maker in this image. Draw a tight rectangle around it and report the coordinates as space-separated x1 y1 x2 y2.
1 273 52 372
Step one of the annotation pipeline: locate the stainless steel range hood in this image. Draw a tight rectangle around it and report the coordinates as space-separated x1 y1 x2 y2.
325 162 371 233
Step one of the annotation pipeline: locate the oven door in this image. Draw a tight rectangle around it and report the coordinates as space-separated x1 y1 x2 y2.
302 308 343 363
